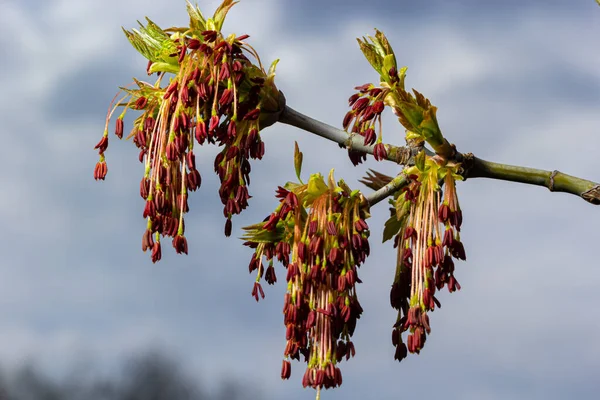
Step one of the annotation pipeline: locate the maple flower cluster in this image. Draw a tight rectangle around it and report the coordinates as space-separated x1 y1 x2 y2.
242 170 371 395
342 30 468 362
388 159 465 361
343 82 388 164
93 0 281 261
343 30 447 166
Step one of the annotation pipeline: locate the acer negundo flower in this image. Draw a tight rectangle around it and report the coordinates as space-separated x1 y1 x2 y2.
93 0 281 261
242 171 371 395
387 159 466 361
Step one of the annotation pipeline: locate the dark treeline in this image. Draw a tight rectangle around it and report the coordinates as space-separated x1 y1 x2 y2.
0 350 259 400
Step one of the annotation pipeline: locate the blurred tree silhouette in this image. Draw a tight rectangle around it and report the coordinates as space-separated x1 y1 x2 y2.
0 350 258 400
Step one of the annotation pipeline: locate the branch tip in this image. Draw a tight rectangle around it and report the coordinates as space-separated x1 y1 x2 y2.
582 185 600 205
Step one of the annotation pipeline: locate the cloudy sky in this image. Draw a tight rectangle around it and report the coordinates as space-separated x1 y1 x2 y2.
1 0 600 399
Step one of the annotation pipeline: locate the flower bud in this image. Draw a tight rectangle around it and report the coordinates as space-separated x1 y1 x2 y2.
281 360 291 380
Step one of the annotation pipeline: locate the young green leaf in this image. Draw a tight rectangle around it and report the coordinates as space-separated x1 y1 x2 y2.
398 66 408 89
267 59 280 80
305 173 328 204
382 214 403 243
395 195 411 220
357 38 383 74
415 149 426 172
186 0 207 32
122 18 178 65
337 179 352 196
375 29 394 58
294 141 304 183
419 106 443 147
328 169 336 190
213 0 239 31
367 34 386 58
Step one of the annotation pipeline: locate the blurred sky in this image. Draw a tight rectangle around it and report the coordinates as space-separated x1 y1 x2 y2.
1 0 600 399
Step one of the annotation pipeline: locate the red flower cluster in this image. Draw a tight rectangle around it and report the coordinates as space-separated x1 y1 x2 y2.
390 171 465 361
94 16 279 261
242 177 370 394
343 83 391 165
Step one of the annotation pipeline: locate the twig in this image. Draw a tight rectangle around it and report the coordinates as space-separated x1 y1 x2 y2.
365 174 408 206
467 156 600 205
277 103 600 206
279 105 413 165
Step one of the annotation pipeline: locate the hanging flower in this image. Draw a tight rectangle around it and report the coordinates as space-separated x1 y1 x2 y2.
387 154 466 360
343 84 388 165
93 0 282 261
242 168 371 396
343 29 453 165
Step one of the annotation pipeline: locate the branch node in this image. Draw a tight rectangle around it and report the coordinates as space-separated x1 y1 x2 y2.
344 135 354 150
548 170 559 192
582 185 600 205
393 146 411 165
457 152 475 180
259 90 287 130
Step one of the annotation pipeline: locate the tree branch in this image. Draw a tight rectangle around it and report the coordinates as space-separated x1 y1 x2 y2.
279 105 414 165
365 174 408 206
277 103 600 206
466 156 600 205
